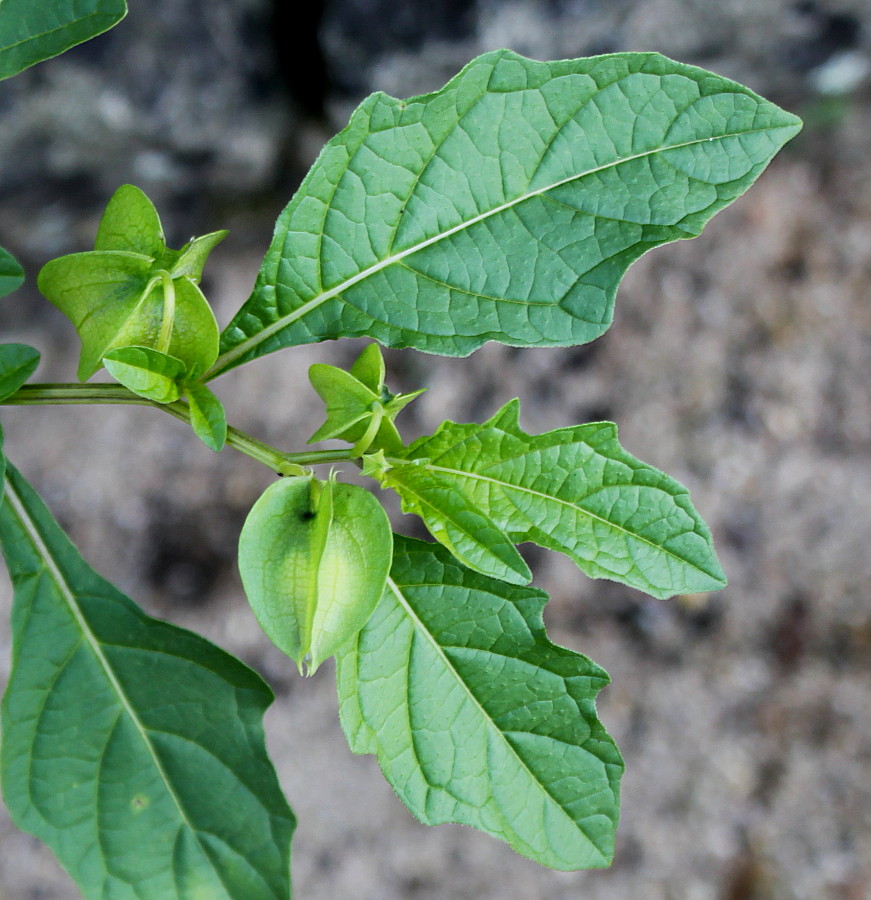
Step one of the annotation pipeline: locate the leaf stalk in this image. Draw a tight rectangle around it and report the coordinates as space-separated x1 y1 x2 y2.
1 384 357 475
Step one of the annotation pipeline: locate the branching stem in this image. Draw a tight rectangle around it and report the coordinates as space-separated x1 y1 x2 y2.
1 384 357 476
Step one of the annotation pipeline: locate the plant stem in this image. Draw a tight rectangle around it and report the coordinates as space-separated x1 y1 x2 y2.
1 384 357 475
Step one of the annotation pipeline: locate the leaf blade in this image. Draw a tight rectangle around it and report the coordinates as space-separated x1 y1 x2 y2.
0 245 25 298
186 383 228 451
0 0 127 81
392 399 725 598
336 536 623 870
0 343 40 402
103 345 186 403
0 462 294 900
213 50 801 377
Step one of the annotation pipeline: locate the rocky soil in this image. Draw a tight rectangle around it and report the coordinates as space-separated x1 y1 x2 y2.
1 1 870 898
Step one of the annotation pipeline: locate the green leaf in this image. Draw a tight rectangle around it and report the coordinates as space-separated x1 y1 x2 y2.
381 399 725 598
0 0 127 81
380 462 532 584
95 184 166 257
212 50 802 377
187 383 227 451
103 346 186 403
239 476 393 674
0 461 294 900
0 245 25 298
0 343 40 401
336 536 623 870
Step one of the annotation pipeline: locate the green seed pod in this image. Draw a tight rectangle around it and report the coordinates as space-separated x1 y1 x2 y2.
239 475 392 674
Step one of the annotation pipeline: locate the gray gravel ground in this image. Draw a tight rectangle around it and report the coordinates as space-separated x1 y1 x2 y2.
1 1 870 898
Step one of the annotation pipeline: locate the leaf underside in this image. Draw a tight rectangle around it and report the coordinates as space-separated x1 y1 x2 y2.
336 536 623 870
0 0 127 81
0 462 294 900
213 49 801 377
387 399 725 598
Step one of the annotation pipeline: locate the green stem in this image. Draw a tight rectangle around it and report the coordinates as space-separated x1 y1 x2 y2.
2 384 357 475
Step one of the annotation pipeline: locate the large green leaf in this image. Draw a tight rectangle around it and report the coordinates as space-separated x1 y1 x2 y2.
336 536 623 870
0 245 25 298
0 462 294 900
377 399 725 598
0 0 127 81
211 50 801 378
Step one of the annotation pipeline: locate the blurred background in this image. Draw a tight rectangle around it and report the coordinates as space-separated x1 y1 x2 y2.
1 0 870 897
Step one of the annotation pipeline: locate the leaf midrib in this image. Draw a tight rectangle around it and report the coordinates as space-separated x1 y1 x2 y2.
386 575 609 865
423 462 722 584
209 123 793 377
2 473 234 899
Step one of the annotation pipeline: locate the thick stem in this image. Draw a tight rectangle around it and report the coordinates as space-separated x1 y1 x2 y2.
2 384 357 475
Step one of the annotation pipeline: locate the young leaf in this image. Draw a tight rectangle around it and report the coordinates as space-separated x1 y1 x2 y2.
0 461 295 900
103 345 186 403
0 343 40 402
212 50 801 377
94 184 166 257
239 475 392 674
0 0 127 81
0 245 25 298
336 536 623 870
187 382 228 451
379 399 725 598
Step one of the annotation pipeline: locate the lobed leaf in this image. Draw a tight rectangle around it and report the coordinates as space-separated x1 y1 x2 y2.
212 49 801 377
0 461 294 899
0 343 40 402
382 399 726 598
0 0 127 81
0 245 25 298
336 536 623 870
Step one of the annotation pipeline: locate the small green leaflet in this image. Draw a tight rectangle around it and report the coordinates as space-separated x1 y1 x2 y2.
336 536 623 870
0 245 25 298
212 50 801 378
0 0 127 81
38 185 223 381
0 462 294 900
239 475 392 674
187 383 227 451
377 399 725 598
103 346 186 403
0 343 40 402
